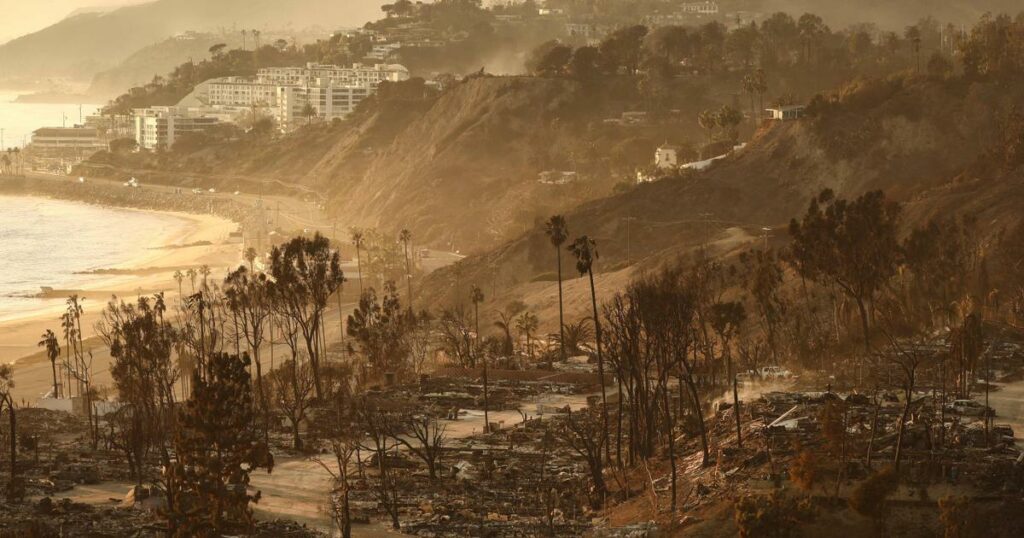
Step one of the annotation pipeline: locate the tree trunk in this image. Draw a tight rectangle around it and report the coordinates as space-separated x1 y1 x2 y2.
5 397 15 482
556 247 565 363
404 246 413 310
616 376 624 468
341 485 351 538
292 420 303 451
893 390 912 471
355 246 363 295
856 295 871 352
50 359 59 399
733 375 742 448
304 331 324 400
588 269 610 464
661 379 677 513
866 393 880 470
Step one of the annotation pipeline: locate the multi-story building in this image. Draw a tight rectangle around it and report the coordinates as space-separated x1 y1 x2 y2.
366 43 403 61
133 106 222 150
681 1 719 14
256 63 409 87
276 83 375 128
30 127 107 156
186 63 410 130
204 76 279 108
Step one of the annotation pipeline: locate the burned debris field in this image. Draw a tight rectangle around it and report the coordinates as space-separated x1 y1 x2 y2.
5 1 1024 537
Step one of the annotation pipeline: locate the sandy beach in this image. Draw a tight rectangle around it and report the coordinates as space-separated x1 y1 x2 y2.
0 202 240 400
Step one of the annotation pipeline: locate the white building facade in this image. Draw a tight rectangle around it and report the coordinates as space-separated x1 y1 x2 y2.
185 63 410 130
133 106 223 150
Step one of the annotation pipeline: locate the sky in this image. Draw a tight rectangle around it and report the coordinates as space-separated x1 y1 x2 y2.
0 0 144 43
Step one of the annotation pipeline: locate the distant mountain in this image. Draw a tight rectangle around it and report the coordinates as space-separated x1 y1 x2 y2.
0 0 384 87
85 33 246 99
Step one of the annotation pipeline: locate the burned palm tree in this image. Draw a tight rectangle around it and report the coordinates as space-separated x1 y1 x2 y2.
570 235 609 463
544 215 569 362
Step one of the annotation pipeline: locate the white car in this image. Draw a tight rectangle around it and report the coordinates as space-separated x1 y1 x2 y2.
757 366 794 380
208 188 216 193
944 399 995 417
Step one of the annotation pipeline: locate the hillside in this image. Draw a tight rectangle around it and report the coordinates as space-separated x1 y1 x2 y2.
755 0 1024 29
0 0 383 87
79 75 730 251
418 73 1024 314
85 33 245 99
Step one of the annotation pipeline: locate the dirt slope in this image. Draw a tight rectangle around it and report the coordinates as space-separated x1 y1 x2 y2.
418 74 1024 308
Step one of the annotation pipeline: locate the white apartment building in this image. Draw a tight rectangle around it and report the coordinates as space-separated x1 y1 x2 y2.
257 63 409 87
133 106 222 150
276 83 375 128
30 127 107 156
186 63 410 130
366 43 403 61
205 76 279 108
681 1 719 14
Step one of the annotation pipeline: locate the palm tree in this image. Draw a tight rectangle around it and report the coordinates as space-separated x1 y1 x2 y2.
173 270 184 306
470 285 488 431
199 265 211 289
187 268 198 293
557 318 594 357
38 330 61 398
350 228 365 294
399 229 413 310
570 235 609 462
544 216 569 362
301 103 317 125
515 311 539 362
245 247 258 272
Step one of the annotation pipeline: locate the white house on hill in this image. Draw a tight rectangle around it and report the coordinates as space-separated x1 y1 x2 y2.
655 145 680 169
766 105 805 121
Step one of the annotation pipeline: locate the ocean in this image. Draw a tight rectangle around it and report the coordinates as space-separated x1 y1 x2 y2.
0 195 189 322
0 91 100 149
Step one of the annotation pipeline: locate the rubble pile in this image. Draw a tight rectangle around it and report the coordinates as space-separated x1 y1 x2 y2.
343 420 598 536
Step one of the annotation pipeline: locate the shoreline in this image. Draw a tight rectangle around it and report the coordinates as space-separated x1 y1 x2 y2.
0 181 243 398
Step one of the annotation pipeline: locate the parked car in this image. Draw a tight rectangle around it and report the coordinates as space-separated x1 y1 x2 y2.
993 424 1015 443
944 399 995 417
757 366 794 380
